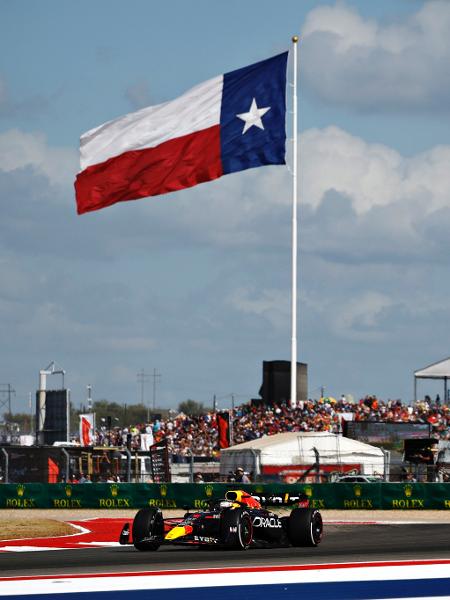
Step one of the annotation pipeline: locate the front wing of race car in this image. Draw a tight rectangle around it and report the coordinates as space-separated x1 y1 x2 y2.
119 514 227 548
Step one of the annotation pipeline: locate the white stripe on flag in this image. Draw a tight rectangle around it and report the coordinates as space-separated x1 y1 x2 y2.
80 75 223 170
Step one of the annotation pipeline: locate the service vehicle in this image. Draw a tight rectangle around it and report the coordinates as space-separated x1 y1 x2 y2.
119 489 323 551
335 475 383 483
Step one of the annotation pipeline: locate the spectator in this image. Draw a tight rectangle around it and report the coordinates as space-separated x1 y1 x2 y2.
234 467 250 483
81 393 450 459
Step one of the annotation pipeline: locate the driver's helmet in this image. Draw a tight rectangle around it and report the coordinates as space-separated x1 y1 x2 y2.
225 490 261 508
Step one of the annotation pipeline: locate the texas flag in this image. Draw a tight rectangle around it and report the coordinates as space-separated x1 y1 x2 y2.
75 52 288 215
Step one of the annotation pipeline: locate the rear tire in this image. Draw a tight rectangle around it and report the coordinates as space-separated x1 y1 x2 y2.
132 508 164 551
287 508 323 547
220 508 253 550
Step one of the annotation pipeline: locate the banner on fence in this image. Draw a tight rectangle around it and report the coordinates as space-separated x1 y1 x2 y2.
0 482 449 510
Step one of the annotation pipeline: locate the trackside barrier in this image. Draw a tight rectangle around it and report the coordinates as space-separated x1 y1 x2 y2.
0 482 450 509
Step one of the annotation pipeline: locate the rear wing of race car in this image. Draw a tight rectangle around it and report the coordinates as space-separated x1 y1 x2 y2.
250 492 310 508
224 490 309 508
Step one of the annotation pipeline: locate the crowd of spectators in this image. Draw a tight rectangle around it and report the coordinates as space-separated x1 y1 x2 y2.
85 394 450 457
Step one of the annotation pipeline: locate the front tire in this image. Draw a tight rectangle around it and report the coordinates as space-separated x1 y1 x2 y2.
220 508 253 550
287 508 323 547
132 507 164 551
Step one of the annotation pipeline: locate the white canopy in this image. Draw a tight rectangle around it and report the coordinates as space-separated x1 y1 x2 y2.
220 431 384 478
414 357 450 401
415 357 450 379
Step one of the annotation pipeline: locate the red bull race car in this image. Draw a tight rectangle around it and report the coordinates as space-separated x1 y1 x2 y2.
119 489 323 551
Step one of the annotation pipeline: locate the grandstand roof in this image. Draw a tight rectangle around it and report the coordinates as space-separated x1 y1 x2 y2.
414 357 450 379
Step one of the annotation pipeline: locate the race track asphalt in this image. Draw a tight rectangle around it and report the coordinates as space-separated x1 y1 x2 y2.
1 523 450 577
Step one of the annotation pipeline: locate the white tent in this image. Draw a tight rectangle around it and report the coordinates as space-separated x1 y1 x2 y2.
414 357 450 402
220 431 385 480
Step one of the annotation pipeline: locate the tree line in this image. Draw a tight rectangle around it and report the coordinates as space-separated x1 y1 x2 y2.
1 399 209 434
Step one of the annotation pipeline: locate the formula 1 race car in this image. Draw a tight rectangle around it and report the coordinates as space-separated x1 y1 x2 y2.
119 489 323 551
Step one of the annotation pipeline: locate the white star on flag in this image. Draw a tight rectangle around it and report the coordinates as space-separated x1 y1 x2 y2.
236 98 271 134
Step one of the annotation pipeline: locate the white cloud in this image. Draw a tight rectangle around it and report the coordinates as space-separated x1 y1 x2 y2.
303 3 379 53
301 1 450 111
0 129 77 188
301 126 450 216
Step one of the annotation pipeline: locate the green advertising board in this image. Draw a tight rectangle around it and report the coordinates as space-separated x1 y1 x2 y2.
0 482 449 510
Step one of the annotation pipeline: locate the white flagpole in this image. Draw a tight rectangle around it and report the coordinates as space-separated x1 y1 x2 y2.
290 35 299 409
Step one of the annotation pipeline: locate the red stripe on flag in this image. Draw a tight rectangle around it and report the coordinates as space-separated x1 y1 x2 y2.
47 458 59 483
75 125 222 214
217 412 230 449
81 417 91 446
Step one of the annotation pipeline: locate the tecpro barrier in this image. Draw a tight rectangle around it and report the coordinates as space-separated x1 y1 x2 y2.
1 482 450 509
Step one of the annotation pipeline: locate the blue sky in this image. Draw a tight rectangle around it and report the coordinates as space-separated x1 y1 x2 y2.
1 0 450 414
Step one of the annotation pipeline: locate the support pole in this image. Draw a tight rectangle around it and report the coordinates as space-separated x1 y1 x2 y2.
61 448 70 483
38 370 48 446
290 36 299 408
125 448 132 482
229 409 234 447
187 449 194 483
1 448 8 483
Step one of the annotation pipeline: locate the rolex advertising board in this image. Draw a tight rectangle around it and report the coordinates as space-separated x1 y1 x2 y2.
0 483 449 510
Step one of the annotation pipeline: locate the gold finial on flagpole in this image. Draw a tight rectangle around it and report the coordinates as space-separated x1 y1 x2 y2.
292 35 299 43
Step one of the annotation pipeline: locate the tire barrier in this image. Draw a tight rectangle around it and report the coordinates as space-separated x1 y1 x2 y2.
0 482 450 510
